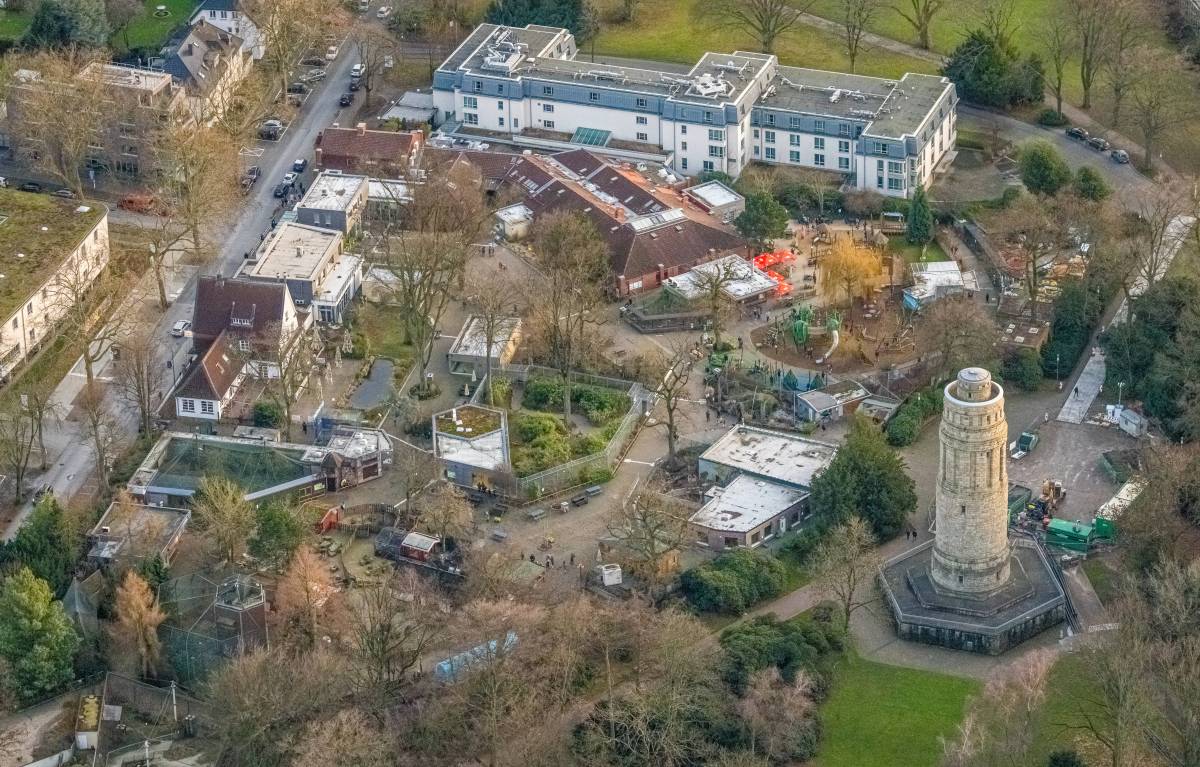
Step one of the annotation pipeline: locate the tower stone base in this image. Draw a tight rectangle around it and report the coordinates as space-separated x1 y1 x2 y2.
879 538 1065 655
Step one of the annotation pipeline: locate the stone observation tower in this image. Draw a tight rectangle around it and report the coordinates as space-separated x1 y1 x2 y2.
931 368 1011 595
879 367 1066 655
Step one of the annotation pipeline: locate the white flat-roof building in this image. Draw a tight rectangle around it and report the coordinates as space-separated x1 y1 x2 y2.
664 254 778 304
434 24 957 197
243 222 361 323
432 405 512 490
494 202 533 239
295 173 368 233
690 475 809 550
684 181 745 222
448 315 522 377
699 425 838 490
903 260 978 310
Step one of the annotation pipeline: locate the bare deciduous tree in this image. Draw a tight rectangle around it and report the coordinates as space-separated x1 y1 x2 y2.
1128 49 1197 174
245 0 340 97
1101 0 1144 128
292 708 394 767
77 382 119 487
917 297 999 379
349 572 442 706
690 257 740 350
527 211 611 419
642 340 697 462
49 247 132 385
606 481 691 583
0 396 40 504
715 0 816 54
111 570 166 678
893 0 947 50
191 476 255 562
111 327 164 437
274 546 338 650
351 23 397 107
811 517 880 632
151 121 240 266
415 481 474 545
5 51 114 199
738 668 817 762
977 0 1018 50
465 272 522 407
393 443 440 519
251 321 317 441
1039 16 1074 118
841 0 882 73
1067 0 1108 110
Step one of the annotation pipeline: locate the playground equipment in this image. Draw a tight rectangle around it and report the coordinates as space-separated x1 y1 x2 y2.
815 311 842 364
790 305 813 346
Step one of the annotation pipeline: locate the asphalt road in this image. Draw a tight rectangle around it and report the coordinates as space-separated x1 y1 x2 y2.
1 47 361 540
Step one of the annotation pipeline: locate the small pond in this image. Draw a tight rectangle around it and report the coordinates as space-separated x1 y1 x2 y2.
349 358 395 410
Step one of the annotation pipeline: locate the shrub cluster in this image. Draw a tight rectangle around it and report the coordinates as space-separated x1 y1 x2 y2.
522 377 631 425
885 386 944 446
680 549 788 615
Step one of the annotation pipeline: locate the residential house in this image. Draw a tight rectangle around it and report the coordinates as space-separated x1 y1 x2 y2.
315 123 424 177
0 192 109 380
434 24 957 197
79 63 188 179
173 276 306 419
191 0 265 59
691 425 838 550
162 19 252 123
242 222 361 323
295 172 369 233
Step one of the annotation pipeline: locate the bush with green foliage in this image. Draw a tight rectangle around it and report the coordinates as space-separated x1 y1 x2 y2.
24 0 109 49
0 495 76 594
485 0 595 39
522 377 630 425
1019 140 1072 196
906 186 934 245
138 554 170 591
253 400 284 428
885 386 944 447
734 192 790 247
1002 348 1044 391
1042 275 1113 378
1036 109 1069 126
249 502 306 566
680 549 788 614
719 613 844 694
0 568 79 704
811 417 917 539
943 29 1045 109
1074 166 1111 201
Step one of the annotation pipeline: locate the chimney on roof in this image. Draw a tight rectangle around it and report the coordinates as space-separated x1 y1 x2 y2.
186 42 195 55
356 122 367 136
295 247 303 259
613 207 624 222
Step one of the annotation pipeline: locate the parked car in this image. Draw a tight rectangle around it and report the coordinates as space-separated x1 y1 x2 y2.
284 171 299 185
17 181 42 193
375 6 390 17
240 165 261 191
325 44 339 60
1087 136 1110 151
119 193 166 215
300 56 326 67
350 63 364 78
1110 149 1130 164
51 188 76 198
300 68 326 83
286 82 309 94
170 319 191 337
292 158 308 173
339 92 354 106
259 119 283 140
348 79 360 91
1065 126 1089 141
273 182 291 198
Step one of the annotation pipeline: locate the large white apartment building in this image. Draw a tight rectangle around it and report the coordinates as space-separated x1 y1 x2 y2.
434 24 957 198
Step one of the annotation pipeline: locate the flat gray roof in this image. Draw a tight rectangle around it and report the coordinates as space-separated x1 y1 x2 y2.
866 72 954 139
691 475 805 533
300 173 366 211
700 425 838 489
450 315 521 359
250 223 341 281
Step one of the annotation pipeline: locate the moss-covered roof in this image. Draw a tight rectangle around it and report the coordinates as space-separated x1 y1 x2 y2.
0 189 106 319
435 405 503 436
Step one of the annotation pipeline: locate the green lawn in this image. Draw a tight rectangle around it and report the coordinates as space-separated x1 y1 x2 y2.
354 303 416 366
1081 556 1120 606
891 237 948 264
814 652 979 767
1027 652 1104 763
113 0 200 54
0 8 32 41
593 0 935 79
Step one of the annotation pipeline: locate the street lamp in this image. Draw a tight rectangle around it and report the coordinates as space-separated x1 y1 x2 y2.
1118 381 1125 408
1055 353 1060 381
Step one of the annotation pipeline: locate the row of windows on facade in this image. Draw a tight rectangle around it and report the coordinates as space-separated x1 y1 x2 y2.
179 398 216 414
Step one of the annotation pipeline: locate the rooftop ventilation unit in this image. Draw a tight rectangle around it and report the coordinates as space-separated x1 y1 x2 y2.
690 72 732 98
829 89 842 103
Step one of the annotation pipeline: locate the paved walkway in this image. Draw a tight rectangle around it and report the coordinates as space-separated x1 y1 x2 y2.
1056 350 1105 424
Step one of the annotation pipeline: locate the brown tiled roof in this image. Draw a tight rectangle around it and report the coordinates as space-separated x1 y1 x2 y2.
192 276 288 344
175 331 242 402
524 180 745 279
427 148 522 182
506 157 555 195
316 127 419 167
550 149 666 217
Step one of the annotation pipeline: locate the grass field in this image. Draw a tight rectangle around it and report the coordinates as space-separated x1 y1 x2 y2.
891 237 949 264
1081 556 1120 606
814 652 979 767
1027 652 1104 763
0 8 32 41
593 0 935 79
113 0 199 54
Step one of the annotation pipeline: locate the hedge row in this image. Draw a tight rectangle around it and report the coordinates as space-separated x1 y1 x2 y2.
885 386 944 446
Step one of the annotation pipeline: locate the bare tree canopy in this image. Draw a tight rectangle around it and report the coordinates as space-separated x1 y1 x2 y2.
715 0 817 54
893 0 947 50
841 0 883 72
